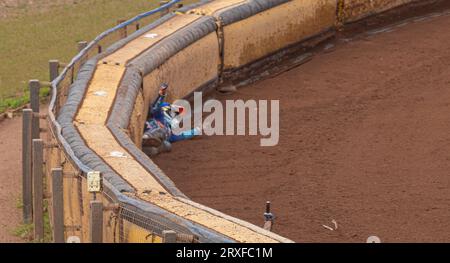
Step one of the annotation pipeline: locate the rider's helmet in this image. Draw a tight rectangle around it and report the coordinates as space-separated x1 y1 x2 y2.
171 105 184 115
161 102 185 117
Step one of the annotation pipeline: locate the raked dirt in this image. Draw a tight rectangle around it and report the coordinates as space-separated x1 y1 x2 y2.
153 11 450 242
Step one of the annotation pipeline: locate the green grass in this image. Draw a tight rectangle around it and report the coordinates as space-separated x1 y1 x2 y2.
0 93 29 113
13 222 34 241
0 87 49 113
4 0 197 241
16 197 24 209
13 199 53 243
0 0 193 113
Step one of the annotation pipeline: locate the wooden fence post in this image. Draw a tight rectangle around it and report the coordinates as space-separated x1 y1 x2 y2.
29 80 40 140
117 20 127 38
32 139 44 241
49 60 59 82
160 1 170 17
77 41 88 52
89 200 103 243
78 41 88 65
22 109 33 224
51 168 64 243
163 230 177 243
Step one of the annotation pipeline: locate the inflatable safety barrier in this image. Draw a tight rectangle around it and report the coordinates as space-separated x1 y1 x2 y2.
45 0 430 243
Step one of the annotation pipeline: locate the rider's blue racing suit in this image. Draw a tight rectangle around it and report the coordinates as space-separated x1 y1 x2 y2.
143 87 199 152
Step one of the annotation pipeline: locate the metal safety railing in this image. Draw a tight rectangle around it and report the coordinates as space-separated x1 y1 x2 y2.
48 0 183 172
21 0 198 243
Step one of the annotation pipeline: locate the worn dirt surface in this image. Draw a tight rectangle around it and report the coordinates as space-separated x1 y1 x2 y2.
153 11 450 242
0 0 80 19
0 116 23 242
0 104 48 242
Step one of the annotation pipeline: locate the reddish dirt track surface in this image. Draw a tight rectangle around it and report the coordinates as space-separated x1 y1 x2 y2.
153 12 450 242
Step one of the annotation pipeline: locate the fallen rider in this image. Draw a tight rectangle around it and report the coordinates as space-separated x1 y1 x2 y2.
142 83 201 156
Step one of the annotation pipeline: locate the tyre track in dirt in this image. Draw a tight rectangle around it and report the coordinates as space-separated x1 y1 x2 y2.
153 11 450 242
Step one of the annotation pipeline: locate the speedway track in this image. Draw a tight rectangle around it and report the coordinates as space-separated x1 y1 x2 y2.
153 8 450 242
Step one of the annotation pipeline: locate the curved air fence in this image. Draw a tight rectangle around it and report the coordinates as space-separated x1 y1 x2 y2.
46 0 423 243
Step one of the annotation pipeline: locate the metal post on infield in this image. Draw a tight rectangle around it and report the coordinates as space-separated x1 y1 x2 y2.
263 201 274 232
